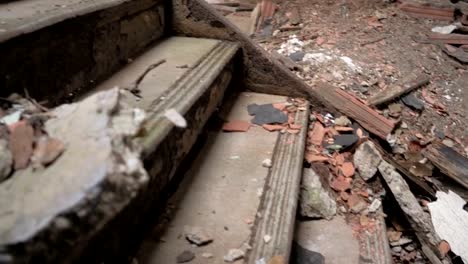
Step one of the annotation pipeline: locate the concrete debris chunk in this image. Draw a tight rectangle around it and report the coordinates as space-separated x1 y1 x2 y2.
0 88 149 245
184 226 213 246
223 248 244 262
368 199 382 213
299 168 336 220
164 108 187 128
428 191 468 264
262 158 272 168
334 116 351 126
353 141 382 181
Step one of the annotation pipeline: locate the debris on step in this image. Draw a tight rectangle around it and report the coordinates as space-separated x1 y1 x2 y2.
308 122 325 146
0 110 22 126
30 136 65 168
222 120 251 132
354 141 382 181
401 94 425 110
262 124 286 132
428 191 468 263
424 141 468 189
8 120 34 170
299 168 337 220
223 248 244 262
262 158 272 168
431 25 457 34
0 88 149 246
184 226 213 246
164 108 187 128
315 83 395 139
367 73 429 106
176 250 195 263
368 199 382 213
247 103 288 125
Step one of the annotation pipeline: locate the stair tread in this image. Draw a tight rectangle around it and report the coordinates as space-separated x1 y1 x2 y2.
0 0 132 42
137 92 290 263
94 37 223 110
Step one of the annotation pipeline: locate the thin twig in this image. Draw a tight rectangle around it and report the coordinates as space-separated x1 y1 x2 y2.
124 59 167 97
23 88 50 112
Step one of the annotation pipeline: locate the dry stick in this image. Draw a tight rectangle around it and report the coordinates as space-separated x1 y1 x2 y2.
23 88 50 113
124 59 167 97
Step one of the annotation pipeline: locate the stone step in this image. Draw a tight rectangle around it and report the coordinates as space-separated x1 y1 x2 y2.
0 36 240 263
0 0 166 104
136 91 309 264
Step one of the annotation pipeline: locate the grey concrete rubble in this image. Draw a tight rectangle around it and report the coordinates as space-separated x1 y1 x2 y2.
184 226 213 246
353 141 382 181
299 168 337 220
0 88 148 246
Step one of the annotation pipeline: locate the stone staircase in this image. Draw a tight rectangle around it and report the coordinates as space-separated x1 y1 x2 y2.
0 0 323 263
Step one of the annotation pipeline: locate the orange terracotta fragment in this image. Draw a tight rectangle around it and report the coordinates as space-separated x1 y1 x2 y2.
331 176 351 192
309 122 325 145
335 126 354 132
263 124 285 132
341 162 355 177
305 153 328 163
222 120 250 132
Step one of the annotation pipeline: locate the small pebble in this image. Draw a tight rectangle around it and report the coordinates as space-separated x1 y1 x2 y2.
262 159 272 168
177 250 195 263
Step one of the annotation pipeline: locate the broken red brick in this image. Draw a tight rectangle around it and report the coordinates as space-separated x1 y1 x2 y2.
9 120 34 170
330 176 351 192
263 124 285 132
308 122 325 145
222 120 251 132
305 153 328 163
340 162 355 177
335 126 354 132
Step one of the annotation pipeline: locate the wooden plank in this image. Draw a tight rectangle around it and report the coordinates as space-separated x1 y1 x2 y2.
314 82 395 139
367 73 429 106
429 33 468 45
424 141 468 189
247 103 309 264
378 161 446 264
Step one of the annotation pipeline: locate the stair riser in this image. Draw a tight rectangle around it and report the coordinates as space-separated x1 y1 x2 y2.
0 0 166 105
